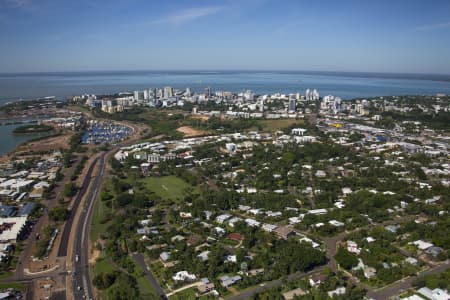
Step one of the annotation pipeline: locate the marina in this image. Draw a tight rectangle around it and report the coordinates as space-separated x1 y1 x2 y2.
81 121 133 144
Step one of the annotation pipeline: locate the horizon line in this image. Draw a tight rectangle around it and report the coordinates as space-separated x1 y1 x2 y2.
1 69 450 77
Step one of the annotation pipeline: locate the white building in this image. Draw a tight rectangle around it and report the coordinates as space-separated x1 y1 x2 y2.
172 271 196 282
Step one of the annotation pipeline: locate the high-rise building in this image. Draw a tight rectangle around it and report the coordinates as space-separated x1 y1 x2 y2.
149 88 157 100
143 90 149 100
288 97 296 112
134 91 139 101
164 86 174 99
305 88 319 101
313 89 320 100
204 87 211 99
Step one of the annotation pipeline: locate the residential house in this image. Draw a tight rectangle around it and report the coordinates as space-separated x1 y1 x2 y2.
273 225 296 240
216 214 231 224
220 275 241 288
197 282 215 295
228 233 243 242
412 240 433 251
363 267 377 279
347 241 360 255
418 287 450 300
309 274 328 287
172 271 196 282
327 287 346 297
197 251 210 262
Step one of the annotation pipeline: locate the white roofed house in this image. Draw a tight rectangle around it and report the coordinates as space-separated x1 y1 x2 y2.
261 223 278 232
0 179 34 192
418 287 450 300
214 227 226 236
308 209 327 215
172 271 196 282
220 275 241 288
244 218 261 227
341 187 353 196
0 217 28 243
159 251 170 262
216 214 231 224
197 250 210 262
412 240 434 251
291 128 307 136
299 237 320 248
347 240 360 255
315 170 326 178
329 220 345 227
227 217 243 227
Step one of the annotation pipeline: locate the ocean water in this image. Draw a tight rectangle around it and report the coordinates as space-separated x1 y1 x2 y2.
0 71 450 105
0 124 52 156
1 70 449 155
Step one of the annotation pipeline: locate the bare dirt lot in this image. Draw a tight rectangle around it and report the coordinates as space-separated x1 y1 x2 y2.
190 114 210 121
176 126 208 137
17 133 72 153
89 241 102 264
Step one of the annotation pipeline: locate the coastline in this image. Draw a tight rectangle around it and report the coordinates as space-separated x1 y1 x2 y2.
1 71 450 105
0 129 61 161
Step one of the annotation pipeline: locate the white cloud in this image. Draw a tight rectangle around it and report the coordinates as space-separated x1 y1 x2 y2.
416 21 450 31
150 6 225 26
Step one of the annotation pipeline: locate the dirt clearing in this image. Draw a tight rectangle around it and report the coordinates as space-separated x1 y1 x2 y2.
176 126 208 137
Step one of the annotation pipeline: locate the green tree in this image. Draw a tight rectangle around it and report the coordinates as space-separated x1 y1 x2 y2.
335 247 358 270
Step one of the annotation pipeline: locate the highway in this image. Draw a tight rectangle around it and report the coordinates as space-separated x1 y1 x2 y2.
58 157 100 257
72 153 106 300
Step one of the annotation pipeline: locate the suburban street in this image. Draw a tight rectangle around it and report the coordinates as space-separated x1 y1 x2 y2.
132 253 167 299
367 262 450 300
226 267 326 300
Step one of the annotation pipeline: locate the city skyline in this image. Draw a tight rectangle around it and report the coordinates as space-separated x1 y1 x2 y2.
1 0 450 74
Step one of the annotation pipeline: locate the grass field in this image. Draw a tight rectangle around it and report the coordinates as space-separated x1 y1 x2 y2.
0 282 26 291
257 119 305 132
90 193 112 243
142 176 193 201
93 257 116 276
0 271 13 280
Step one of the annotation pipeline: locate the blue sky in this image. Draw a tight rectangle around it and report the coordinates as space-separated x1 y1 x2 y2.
1 0 450 73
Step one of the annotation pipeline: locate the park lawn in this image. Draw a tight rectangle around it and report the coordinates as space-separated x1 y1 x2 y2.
142 176 194 202
256 119 305 132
